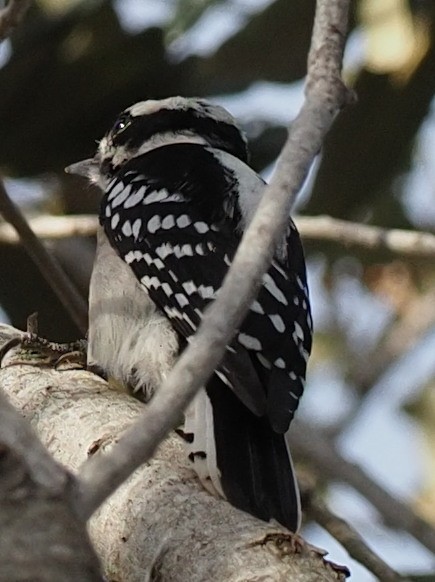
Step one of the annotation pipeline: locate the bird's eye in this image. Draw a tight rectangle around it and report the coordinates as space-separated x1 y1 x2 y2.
112 115 131 136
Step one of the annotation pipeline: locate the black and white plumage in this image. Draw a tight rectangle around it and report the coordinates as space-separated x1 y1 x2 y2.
67 96 312 532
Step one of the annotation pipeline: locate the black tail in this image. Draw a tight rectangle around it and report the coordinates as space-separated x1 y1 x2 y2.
206 376 300 532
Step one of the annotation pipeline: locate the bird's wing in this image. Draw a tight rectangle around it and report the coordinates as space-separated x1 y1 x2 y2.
101 143 311 430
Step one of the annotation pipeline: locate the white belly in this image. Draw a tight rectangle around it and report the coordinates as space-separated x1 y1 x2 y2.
88 228 179 400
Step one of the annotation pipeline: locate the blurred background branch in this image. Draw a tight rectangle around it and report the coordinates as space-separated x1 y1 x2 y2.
0 179 87 333
302 479 411 582
291 420 435 555
5 213 435 260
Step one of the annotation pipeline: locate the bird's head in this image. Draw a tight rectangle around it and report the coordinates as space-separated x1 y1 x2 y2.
66 96 248 187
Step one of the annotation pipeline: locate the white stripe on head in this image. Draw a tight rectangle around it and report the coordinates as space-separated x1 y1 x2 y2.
127 96 240 128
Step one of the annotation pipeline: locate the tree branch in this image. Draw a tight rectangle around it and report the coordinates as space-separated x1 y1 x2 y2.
0 335 348 581
75 0 352 519
0 330 102 580
296 216 435 259
0 214 99 243
291 420 435 556
0 0 31 42
0 178 88 334
302 482 411 581
4 213 435 260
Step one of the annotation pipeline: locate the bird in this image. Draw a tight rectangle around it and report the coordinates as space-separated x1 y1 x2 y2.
66 96 312 532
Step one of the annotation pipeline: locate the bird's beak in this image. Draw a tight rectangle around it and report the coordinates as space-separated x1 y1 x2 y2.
64 158 97 178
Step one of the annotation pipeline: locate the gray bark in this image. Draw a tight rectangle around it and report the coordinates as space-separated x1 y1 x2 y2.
0 351 347 581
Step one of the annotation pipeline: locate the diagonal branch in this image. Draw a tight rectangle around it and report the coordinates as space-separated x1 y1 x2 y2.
0 179 88 334
303 483 411 581
76 0 352 519
291 420 435 556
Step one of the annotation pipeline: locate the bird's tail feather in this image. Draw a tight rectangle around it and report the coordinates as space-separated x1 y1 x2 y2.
184 387 224 498
184 376 301 532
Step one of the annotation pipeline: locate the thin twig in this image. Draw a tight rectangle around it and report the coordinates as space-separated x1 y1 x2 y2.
0 179 88 334
0 214 98 243
76 0 352 519
0 0 32 42
4 213 435 261
303 487 411 581
291 420 435 556
296 216 435 258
